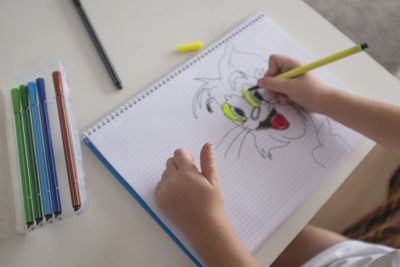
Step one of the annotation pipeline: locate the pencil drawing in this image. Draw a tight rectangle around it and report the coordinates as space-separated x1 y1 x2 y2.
192 42 350 167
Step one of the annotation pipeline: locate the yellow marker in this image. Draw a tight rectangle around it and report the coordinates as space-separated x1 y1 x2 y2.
177 41 203 53
249 43 368 91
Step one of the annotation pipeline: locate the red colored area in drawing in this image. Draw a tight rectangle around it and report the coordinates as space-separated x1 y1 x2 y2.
271 114 289 130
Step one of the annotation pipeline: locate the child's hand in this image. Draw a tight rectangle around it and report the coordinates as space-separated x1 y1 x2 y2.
258 55 334 113
156 143 224 238
157 144 262 266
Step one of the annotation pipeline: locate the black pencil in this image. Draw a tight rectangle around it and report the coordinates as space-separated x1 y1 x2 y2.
72 0 123 89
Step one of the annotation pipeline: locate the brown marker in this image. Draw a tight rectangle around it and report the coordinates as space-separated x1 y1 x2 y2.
53 71 81 211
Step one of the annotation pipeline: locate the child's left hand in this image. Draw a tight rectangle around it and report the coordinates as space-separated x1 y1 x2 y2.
156 143 224 238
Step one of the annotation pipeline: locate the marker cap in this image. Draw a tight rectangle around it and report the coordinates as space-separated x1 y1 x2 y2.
11 88 21 113
52 71 64 96
27 82 38 105
19 85 30 109
36 78 47 102
177 41 203 53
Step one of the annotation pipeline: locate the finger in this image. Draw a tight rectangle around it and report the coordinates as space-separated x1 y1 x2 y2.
269 91 288 102
265 54 282 77
265 54 303 78
278 94 289 102
155 180 162 195
266 54 303 76
166 157 178 173
268 90 276 98
161 170 167 180
155 180 167 203
200 143 219 184
174 148 196 170
258 76 292 95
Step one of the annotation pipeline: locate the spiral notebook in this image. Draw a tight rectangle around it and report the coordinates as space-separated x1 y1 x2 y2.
83 13 362 266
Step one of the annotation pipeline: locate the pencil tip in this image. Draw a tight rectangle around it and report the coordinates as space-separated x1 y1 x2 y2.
116 82 123 89
361 43 368 50
248 85 259 91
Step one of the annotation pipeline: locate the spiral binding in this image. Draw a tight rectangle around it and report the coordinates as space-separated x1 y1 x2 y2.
84 13 265 136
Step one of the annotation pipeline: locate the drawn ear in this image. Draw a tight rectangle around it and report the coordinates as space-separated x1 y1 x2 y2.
227 43 268 78
225 42 234 56
228 70 249 91
218 42 235 81
192 85 209 118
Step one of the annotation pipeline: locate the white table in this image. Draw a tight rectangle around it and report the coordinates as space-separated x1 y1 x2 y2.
1 0 400 266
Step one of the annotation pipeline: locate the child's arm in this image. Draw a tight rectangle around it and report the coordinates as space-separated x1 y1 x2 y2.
258 55 400 151
156 143 260 267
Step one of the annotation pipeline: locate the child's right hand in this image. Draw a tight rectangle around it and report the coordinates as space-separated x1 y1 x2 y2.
257 55 334 113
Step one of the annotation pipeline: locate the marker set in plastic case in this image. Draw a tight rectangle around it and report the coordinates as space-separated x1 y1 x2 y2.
0 62 86 238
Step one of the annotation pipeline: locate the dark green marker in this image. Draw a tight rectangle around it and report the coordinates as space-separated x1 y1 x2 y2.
20 85 43 223
11 88 34 228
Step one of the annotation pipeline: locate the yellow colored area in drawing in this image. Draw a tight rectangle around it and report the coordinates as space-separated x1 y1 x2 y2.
242 88 260 107
222 103 246 123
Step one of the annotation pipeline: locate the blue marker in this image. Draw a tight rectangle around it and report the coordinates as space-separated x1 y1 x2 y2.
36 78 62 217
27 82 53 220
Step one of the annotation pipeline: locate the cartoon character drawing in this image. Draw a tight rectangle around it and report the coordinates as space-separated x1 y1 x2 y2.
192 42 349 167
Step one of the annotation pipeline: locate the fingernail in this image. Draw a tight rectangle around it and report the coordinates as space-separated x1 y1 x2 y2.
207 142 213 152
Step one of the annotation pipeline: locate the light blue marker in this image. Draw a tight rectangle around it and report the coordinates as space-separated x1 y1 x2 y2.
28 82 52 220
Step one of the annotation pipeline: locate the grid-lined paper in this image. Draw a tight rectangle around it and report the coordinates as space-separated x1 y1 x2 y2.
84 14 362 264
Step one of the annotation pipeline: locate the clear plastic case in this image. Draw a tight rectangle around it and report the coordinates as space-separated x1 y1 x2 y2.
0 61 87 239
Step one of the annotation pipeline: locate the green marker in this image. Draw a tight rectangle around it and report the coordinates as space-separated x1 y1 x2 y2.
249 43 368 91
20 85 43 223
11 88 34 228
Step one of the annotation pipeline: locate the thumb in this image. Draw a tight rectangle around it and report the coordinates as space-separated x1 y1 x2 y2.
200 143 218 184
257 76 292 95
265 55 281 77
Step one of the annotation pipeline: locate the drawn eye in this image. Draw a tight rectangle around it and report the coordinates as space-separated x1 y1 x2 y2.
222 103 246 123
234 106 245 117
242 88 262 107
206 99 213 113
